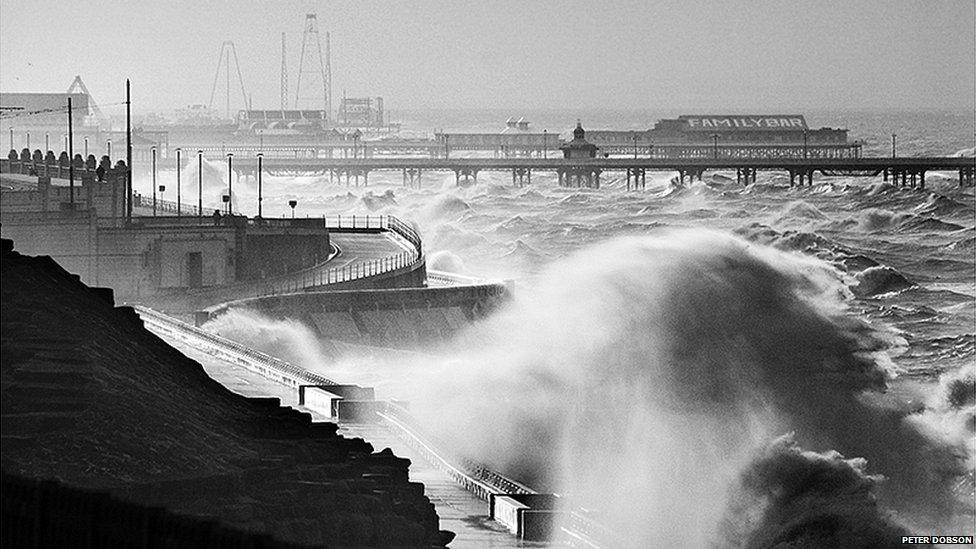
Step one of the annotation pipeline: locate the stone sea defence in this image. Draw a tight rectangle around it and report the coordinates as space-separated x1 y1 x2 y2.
0 238 452 547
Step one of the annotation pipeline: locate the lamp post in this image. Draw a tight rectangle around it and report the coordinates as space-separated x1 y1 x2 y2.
633 131 639 159
151 146 157 216
175 148 182 217
803 129 808 159
107 140 112 159
159 184 166 210
891 133 897 158
26 131 30 149
45 132 50 152
84 137 89 158
288 199 297 219
8 128 12 151
444 134 449 159
197 150 203 219
711 134 719 159
257 153 264 217
226 153 233 215
543 129 547 159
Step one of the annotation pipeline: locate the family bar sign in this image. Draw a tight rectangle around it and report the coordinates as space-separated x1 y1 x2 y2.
680 115 808 131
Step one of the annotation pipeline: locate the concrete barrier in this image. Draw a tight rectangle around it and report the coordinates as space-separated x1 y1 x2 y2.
490 493 563 541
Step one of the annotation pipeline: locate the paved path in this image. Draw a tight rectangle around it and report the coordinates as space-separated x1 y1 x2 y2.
159 335 534 548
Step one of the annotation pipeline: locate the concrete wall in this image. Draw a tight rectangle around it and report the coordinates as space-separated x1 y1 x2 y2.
159 238 228 288
241 231 330 280
1 169 126 219
207 282 510 348
0 210 98 281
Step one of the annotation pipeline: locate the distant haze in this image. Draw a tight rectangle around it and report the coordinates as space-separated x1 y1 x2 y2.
1 0 973 114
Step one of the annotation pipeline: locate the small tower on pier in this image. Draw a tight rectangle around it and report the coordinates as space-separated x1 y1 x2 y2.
557 121 601 188
560 121 599 159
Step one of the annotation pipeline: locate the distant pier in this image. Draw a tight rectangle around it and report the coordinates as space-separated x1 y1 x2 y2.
218 156 976 190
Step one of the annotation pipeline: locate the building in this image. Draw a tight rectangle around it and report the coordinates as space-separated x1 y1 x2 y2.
0 92 90 132
584 114 855 158
1 155 330 300
559 122 599 159
557 122 601 188
337 97 384 127
434 117 555 157
237 109 330 133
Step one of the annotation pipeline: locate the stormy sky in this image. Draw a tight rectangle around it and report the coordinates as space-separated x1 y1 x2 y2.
1 0 973 113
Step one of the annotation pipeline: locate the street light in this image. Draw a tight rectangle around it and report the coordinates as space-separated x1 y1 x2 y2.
257 153 264 218
107 139 112 159
45 132 50 152
444 133 450 159
543 129 548 159
711 133 719 159
288 199 298 218
226 153 233 215
891 133 897 158
803 129 809 159
8 128 12 151
26 131 30 149
84 137 89 158
633 131 638 159
159 184 166 209
175 148 182 217
197 150 203 219
151 146 157 216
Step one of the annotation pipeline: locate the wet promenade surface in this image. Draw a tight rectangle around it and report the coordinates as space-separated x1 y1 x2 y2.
160 335 536 548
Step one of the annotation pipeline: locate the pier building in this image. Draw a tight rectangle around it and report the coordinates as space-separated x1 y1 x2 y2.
586 114 856 158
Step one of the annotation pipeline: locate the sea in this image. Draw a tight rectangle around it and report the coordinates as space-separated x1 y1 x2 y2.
153 109 975 546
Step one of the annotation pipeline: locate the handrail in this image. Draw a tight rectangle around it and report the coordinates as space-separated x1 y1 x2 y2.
426 269 489 286
134 305 336 386
380 402 535 498
135 305 610 546
175 214 425 303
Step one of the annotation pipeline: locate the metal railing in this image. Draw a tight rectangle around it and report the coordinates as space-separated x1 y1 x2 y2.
136 305 611 546
180 214 424 303
135 305 336 387
425 269 489 286
133 194 203 217
379 402 534 499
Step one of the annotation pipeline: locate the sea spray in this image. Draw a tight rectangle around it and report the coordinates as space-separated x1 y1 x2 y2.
381 229 968 544
203 308 333 370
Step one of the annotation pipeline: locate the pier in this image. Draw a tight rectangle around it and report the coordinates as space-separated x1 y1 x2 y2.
210 155 976 190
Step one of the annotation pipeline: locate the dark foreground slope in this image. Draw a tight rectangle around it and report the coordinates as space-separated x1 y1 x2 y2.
0 239 450 548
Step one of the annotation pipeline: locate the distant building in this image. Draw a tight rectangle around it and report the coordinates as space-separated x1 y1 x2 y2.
435 117 553 156
337 97 384 127
586 114 849 147
560 122 599 159
237 109 330 133
0 93 91 132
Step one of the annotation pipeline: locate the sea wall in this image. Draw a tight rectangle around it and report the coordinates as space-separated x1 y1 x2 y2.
0 237 451 547
202 282 510 348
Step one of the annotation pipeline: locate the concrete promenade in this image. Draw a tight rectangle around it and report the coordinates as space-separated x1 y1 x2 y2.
152 316 534 548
